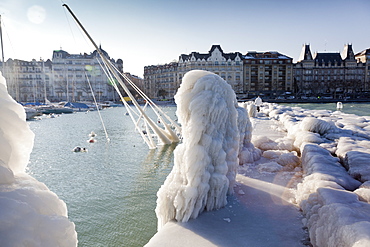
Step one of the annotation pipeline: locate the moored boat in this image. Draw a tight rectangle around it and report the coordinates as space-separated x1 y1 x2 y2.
24 107 40 120
37 105 74 114
64 102 90 112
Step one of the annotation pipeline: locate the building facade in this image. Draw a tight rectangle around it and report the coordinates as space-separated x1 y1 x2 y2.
294 44 367 99
0 48 140 103
243 51 293 98
3 44 370 103
51 48 123 102
3 59 52 102
144 45 243 99
177 45 243 94
143 62 178 99
355 48 370 96
144 45 294 99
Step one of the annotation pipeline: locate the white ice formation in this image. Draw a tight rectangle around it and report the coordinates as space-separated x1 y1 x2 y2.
0 73 77 246
260 103 370 246
155 70 260 230
237 105 262 164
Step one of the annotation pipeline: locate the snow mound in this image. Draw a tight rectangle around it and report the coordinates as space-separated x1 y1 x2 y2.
237 106 261 164
238 101 257 118
335 137 370 182
0 73 77 246
296 143 369 247
302 187 370 247
299 144 361 193
252 136 294 151
0 75 33 174
257 161 283 173
299 117 338 135
262 150 300 168
355 181 370 203
233 102 370 247
344 151 370 182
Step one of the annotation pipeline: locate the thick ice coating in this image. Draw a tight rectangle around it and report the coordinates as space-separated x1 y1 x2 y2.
261 103 370 246
155 70 241 229
0 73 77 246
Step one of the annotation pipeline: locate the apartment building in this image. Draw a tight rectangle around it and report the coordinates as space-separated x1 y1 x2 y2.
144 44 370 100
355 48 370 94
3 44 370 103
52 48 123 102
144 45 243 99
243 51 293 98
294 44 366 99
3 59 52 102
143 62 178 99
0 47 128 103
178 45 243 93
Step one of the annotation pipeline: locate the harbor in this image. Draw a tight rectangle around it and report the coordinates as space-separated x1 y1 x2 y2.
0 1 369 245
27 106 176 246
26 102 370 246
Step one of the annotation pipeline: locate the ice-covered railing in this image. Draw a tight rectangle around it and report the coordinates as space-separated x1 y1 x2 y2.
0 73 77 246
155 70 261 229
259 103 370 246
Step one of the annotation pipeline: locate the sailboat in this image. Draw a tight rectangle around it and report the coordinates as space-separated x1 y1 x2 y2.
63 4 181 149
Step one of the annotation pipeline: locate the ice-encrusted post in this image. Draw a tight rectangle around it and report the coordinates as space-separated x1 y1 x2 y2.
155 70 240 230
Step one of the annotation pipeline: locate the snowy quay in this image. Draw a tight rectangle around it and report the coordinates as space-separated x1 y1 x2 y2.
2 69 370 247
238 98 370 104
147 100 370 245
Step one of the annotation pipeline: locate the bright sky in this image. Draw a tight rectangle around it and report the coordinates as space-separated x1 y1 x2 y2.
1 0 370 77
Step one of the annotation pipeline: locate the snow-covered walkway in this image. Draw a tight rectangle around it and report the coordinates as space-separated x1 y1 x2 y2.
146 115 309 246
148 99 370 246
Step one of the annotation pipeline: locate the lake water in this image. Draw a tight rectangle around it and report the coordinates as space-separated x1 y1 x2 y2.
27 106 177 247
280 102 370 116
27 102 369 247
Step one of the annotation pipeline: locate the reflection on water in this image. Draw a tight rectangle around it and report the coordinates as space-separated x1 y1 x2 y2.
25 102 368 246
144 143 178 167
27 106 178 247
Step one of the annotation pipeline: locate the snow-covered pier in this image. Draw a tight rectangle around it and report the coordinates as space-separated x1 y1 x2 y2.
147 71 370 247
2 68 370 246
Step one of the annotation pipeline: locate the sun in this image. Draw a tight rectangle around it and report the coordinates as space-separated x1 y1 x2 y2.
27 5 46 24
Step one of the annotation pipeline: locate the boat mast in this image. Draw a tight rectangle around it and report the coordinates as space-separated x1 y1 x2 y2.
0 15 5 75
42 59 47 103
62 4 178 147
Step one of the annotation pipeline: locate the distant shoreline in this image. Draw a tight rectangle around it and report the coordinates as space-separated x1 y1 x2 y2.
155 98 370 106
238 98 370 104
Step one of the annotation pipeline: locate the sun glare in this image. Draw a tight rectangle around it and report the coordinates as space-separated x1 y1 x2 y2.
27 5 46 24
